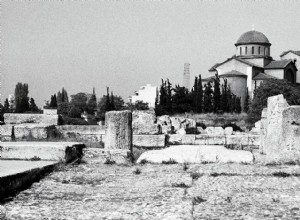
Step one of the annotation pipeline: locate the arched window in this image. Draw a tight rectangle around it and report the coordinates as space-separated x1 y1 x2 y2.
240 47 242 55
245 47 248 54
258 47 261 54
252 46 254 55
264 48 266 56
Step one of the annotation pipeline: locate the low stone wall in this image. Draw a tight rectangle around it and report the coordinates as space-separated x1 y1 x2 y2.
168 134 260 151
54 125 105 147
133 135 166 148
4 113 58 125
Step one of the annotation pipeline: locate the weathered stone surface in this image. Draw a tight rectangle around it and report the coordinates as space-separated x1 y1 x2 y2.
83 148 132 164
196 126 205 134
206 127 224 135
13 124 49 140
168 134 195 145
43 108 57 115
105 110 132 150
224 127 233 135
282 106 300 151
170 117 196 132
157 115 173 134
0 124 13 141
132 110 160 135
137 145 254 164
54 125 105 147
133 135 165 148
263 95 289 155
4 113 58 125
176 127 186 135
0 142 85 162
0 160 57 201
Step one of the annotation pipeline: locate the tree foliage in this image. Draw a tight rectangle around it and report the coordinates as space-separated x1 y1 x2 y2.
49 94 57 108
4 99 10 113
87 88 97 115
14 83 29 113
213 74 221 112
29 98 39 112
247 79 300 124
126 101 149 111
203 82 213 113
57 88 69 114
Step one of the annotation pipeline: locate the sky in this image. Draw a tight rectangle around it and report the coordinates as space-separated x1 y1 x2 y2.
1 0 300 107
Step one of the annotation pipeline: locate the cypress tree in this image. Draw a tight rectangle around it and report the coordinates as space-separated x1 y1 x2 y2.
14 83 29 113
197 75 203 113
110 92 115 111
4 98 10 113
105 87 111 111
29 98 39 112
166 79 172 114
192 76 198 112
203 82 213 113
244 88 250 113
213 74 221 113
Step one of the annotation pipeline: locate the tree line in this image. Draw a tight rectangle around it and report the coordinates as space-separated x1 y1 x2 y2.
155 74 242 116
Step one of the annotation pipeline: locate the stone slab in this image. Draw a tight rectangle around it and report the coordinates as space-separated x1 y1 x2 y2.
168 134 195 145
0 160 57 202
4 113 58 125
0 142 85 162
133 135 166 148
132 110 159 135
83 148 132 164
136 145 254 164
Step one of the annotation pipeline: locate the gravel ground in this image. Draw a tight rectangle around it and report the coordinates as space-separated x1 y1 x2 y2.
2 149 300 220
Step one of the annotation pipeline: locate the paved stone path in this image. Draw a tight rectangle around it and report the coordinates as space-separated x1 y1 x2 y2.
2 149 300 219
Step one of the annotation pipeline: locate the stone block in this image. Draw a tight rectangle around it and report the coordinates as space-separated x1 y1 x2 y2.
205 127 224 135
0 142 85 162
1 125 13 141
132 110 160 135
196 127 205 134
157 115 173 134
136 145 254 164
84 148 132 164
248 135 260 146
133 135 165 148
168 134 195 145
105 110 132 150
195 134 208 145
213 135 226 145
13 124 49 140
176 128 186 135
4 113 58 125
282 106 300 151
224 127 233 135
264 95 289 155
43 108 57 115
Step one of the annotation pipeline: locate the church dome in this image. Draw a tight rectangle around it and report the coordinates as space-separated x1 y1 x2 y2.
235 30 271 46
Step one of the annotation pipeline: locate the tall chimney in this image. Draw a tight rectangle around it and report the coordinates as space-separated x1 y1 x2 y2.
183 63 190 91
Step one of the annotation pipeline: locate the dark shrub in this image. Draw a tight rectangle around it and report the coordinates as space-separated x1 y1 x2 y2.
185 127 200 134
196 122 207 129
222 122 243 132
247 79 300 125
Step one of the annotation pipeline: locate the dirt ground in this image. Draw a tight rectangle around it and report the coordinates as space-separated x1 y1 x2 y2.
2 148 300 220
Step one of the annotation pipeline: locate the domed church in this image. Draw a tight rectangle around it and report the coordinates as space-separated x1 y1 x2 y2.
206 30 298 109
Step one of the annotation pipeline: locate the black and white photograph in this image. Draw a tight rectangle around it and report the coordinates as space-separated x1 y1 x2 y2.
1 0 300 219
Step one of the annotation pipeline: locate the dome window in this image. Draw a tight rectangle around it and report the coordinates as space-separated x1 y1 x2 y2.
240 47 242 55
252 46 254 55
245 47 248 54
258 46 261 54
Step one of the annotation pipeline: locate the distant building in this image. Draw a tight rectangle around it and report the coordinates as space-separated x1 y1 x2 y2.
205 30 298 109
280 50 300 83
128 84 157 108
183 63 190 91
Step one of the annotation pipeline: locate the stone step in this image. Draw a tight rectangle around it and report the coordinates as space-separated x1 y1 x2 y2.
0 142 85 162
0 160 58 202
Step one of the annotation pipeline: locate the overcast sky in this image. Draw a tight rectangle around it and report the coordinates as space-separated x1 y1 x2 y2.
1 0 300 107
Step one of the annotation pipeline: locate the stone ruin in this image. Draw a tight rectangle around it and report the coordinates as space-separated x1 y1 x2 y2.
259 94 300 162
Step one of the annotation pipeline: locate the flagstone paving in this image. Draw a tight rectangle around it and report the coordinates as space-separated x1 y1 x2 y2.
1 149 300 219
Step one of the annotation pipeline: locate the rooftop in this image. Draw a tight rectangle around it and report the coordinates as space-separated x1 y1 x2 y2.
235 30 271 46
264 59 294 69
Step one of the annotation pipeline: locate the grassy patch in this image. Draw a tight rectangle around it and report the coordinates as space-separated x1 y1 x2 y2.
192 196 206 205
171 182 190 188
272 171 291 177
133 168 141 175
183 162 189 171
162 158 178 164
210 172 237 177
104 158 116 165
139 159 149 165
190 172 203 180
